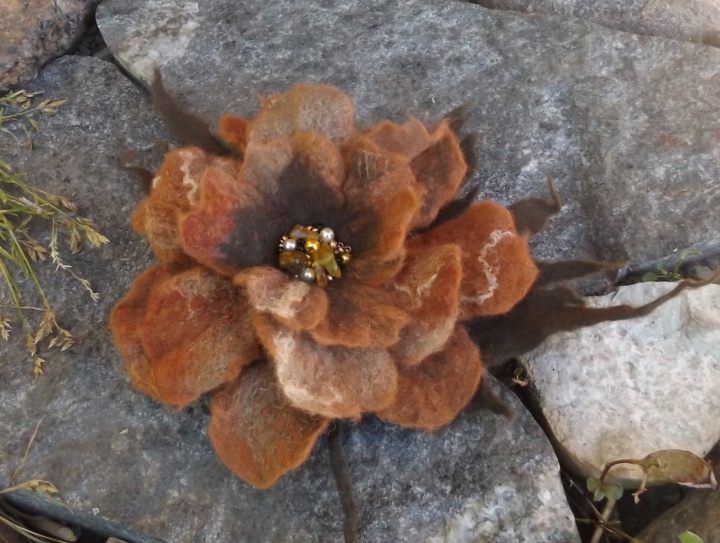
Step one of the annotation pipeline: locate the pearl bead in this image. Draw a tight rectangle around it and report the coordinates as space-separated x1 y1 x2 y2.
282 238 297 251
319 227 335 243
299 268 316 283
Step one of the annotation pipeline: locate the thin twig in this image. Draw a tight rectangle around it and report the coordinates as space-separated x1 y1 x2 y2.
327 421 358 543
590 496 616 543
10 417 44 483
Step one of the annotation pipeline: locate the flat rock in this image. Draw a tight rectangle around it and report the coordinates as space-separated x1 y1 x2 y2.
96 0 720 269
637 487 720 542
471 0 720 46
0 0 101 90
524 282 720 486
0 55 579 543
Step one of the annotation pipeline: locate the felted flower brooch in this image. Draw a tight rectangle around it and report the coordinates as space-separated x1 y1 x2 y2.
110 83 541 488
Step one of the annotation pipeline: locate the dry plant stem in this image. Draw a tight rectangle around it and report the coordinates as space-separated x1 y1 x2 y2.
327 422 358 543
599 458 653 504
589 496 616 543
10 418 43 483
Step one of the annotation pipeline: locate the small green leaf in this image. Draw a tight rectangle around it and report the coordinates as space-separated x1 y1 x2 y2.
642 272 660 282
679 530 704 543
586 477 623 502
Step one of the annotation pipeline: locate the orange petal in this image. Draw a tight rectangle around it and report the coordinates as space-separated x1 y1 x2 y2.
138 267 260 407
388 244 463 366
250 84 355 146
132 148 238 266
236 266 328 331
378 326 483 431
341 136 418 206
110 265 174 400
362 118 433 160
209 362 329 488
421 201 538 319
309 283 408 348
218 114 249 154
346 185 420 287
243 133 345 201
179 165 267 275
409 121 467 228
254 315 398 419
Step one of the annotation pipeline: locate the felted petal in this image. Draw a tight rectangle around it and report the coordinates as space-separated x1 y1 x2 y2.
138 267 260 407
378 326 483 431
309 283 408 348
254 315 398 419
179 165 266 275
182 133 349 275
409 121 467 229
110 265 174 400
131 148 239 267
421 201 538 319
362 118 433 160
341 136 421 211
218 114 249 154
346 185 420 287
236 266 328 331
243 133 345 201
209 362 329 489
388 244 463 366
249 84 355 146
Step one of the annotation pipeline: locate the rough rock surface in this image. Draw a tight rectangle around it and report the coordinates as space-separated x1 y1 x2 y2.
0 0 101 90
95 0 720 268
524 282 720 486
0 55 579 543
637 487 720 542
471 0 720 46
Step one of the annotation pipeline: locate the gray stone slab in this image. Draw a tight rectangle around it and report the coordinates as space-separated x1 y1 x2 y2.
96 0 720 268
470 0 720 46
0 56 579 543
524 282 720 486
638 486 720 543
0 0 101 90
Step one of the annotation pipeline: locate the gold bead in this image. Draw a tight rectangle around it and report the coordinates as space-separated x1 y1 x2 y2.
279 250 310 275
304 238 320 253
339 252 352 265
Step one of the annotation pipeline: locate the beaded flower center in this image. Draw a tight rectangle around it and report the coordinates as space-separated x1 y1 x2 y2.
278 224 352 287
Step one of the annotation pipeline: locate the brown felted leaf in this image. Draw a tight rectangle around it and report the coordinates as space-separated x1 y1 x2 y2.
236 266 329 330
151 68 230 155
132 147 233 267
421 201 538 319
507 174 562 236
110 265 174 400
138 267 260 407
208 361 329 488
469 272 720 367
378 326 483 431
388 243 463 366
250 84 355 146
218 114 249 154
309 282 408 348
346 186 420 287
254 315 398 419
409 121 467 229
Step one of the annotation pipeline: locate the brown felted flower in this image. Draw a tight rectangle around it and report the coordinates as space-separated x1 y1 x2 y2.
111 84 539 488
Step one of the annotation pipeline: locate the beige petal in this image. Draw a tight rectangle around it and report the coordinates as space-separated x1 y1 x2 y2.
209 362 329 488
